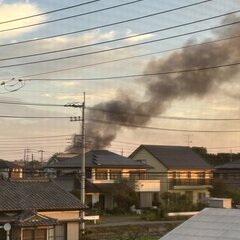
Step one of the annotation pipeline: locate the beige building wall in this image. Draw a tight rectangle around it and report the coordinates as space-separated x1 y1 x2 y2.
67 222 79 240
131 148 168 192
41 210 79 220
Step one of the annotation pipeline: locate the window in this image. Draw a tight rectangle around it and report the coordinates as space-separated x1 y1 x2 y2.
54 224 66 240
23 229 47 240
197 172 205 178
110 170 122 180
173 172 180 179
95 170 108 180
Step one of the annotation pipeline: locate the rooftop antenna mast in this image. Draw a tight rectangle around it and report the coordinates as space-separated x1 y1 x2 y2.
184 134 193 147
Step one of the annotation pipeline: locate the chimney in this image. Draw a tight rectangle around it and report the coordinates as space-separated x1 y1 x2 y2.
208 198 232 209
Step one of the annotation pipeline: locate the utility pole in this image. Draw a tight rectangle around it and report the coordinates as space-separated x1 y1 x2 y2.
38 149 45 166
65 93 86 234
23 149 26 178
24 148 30 178
81 93 86 234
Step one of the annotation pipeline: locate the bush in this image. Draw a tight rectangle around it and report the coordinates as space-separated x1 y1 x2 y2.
141 207 167 221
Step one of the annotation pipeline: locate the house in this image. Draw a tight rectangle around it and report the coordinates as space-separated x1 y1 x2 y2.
214 159 240 191
129 145 213 205
45 150 161 210
0 178 87 240
160 198 239 240
0 159 22 179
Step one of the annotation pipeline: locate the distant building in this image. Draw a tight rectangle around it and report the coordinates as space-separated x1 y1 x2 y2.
214 159 240 191
130 145 213 205
0 159 22 179
45 150 160 210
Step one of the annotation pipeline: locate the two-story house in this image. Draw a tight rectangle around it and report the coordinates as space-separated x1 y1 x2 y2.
45 150 161 210
130 145 213 205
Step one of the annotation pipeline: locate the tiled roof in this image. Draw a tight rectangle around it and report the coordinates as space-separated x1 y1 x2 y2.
0 179 86 211
17 211 58 227
47 150 152 169
85 180 101 193
131 145 212 170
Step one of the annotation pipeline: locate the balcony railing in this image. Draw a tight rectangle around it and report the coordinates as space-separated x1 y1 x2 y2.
169 178 212 189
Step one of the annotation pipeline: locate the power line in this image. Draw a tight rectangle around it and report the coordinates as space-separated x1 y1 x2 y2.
208 145 240 150
0 100 239 121
0 0 100 25
86 107 240 121
87 118 240 133
2 18 240 69
0 115 71 119
22 60 240 81
0 114 239 132
0 134 71 139
1 1 232 62
0 0 211 48
0 100 64 107
0 0 143 33
16 33 240 79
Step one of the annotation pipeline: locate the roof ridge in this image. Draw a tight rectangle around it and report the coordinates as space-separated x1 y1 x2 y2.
9 178 50 183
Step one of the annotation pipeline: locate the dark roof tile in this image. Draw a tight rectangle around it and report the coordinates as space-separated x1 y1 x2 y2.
131 145 212 170
47 150 152 169
0 179 86 211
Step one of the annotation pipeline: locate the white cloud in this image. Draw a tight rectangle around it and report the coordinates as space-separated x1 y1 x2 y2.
125 29 154 43
0 2 45 41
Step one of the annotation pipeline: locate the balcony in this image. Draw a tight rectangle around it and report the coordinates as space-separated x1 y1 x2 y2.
169 178 212 190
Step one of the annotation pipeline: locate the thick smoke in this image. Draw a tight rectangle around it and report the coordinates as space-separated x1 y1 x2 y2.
86 15 240 150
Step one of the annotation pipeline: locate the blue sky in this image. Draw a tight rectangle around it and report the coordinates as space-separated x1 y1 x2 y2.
0 0 239 161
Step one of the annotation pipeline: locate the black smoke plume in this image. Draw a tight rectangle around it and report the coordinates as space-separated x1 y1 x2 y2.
85 15 240 150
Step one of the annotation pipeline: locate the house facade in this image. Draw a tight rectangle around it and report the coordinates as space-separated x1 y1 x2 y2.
130 145 213 204
0 179 86 240
45 150 161 209
214 159 240 191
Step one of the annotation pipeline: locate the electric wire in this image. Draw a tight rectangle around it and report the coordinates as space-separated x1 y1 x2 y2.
0 0 143 33
87 118 240 133
0 0 212 47
16 33 240 79
22 60 240 81
0 134 71 139
1 18 240 69
0 100 239 121
0 115 72 119
0 0 100 25
1 1 233 62
0 113 239 132
86 107 240 121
